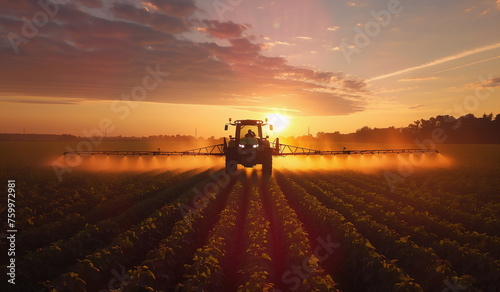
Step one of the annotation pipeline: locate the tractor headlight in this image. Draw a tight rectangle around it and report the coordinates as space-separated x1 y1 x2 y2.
239 144 245 148
252 144 259 148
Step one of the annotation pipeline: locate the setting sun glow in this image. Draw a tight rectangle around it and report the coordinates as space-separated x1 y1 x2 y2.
268 114 290 133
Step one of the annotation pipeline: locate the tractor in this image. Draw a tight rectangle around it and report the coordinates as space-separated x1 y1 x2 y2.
223 119 275 175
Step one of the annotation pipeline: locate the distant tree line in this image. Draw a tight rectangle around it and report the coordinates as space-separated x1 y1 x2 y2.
2 113 498 144
313 113 500 144
0 133 223 143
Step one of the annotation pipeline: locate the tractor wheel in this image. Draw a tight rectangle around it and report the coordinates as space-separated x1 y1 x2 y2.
262 151 272 176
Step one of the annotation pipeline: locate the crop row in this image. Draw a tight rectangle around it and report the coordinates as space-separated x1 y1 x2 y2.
122 181 230 291
291 176 475 291
262 178 338 292
16 170 198 255
334 170 499 236
292 172 499 291
316 177 500 291
16 170 176 231
13 171 210 291
178 182 245 291
235 185 274 291
306 171 500 258
47 203 182 291
274 172 422 292
321 177 500 261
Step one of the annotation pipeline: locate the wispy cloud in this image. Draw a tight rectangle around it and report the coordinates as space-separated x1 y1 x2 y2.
408 104 426 110
480 9 491 15
398 76 440 82
431 55 500 75
483 77 500 87
264 41 294 49
367 42 500 82
375 86 418 94
463 1 499 15
0 97 82 105
464 6 475 13
465 76 500 88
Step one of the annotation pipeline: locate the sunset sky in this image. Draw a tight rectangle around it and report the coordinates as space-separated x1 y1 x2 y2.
1 0 499 138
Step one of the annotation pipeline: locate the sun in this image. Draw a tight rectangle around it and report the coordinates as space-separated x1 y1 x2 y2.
267 113 290 133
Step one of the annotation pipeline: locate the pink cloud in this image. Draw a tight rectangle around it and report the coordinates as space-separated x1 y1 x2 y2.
201 20 248 39
0 1 368 116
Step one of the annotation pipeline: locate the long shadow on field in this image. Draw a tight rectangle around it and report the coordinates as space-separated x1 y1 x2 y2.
260 173 290 291
223 171 251 291
274 170 346 291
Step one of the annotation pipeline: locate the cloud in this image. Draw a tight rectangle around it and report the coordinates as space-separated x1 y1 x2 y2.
368 42 500 82
431 55 500 75
110 3 189 33
342 79 368 92
78 0 102 9
147 0 197 17
0 96 82 105
480 9 492 15
408 104 425 110
1 1 38 16
398 76 440 82
464 6 475 13
0 0 368 116
264 41 293 49
376 86 418 94
463 1 499 15
481 77 500 88
464 0 500 16
462 76 500 89
199 20 247 39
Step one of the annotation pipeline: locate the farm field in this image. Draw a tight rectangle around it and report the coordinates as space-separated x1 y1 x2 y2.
1 143 499 292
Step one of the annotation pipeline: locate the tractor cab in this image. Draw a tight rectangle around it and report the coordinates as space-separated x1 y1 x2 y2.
225 119 272 149
224 119 274 174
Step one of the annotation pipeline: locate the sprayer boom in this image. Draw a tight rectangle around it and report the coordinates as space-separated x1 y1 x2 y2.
63 118 439 175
